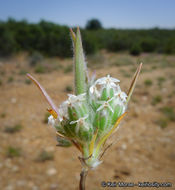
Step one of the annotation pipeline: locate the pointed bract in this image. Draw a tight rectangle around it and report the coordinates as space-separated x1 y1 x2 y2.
126 63 142 104
27 73 59 117
73 27 88 95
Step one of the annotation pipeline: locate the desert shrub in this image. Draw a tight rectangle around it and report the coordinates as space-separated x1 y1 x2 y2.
157 76 166 87
25 79 31 85
8 76 14 83
144 79 153 86
164 37 175 54
156 118 168 129
1 113 6 118
0 19 175 57
82 31 98 55
161 106 175 121
36 150 54 162
0 24 16 56
6 146 21 158
29 51 43 66
34 64 45 73
106 32 129 52
19 69 27 75
157 77 166 83
5 124 22 133
130 43 142 56
151 95 162 105
140 38 157 52
85 19 103 30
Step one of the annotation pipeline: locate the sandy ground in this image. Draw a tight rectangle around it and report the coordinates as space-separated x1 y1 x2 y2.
0 52 175 190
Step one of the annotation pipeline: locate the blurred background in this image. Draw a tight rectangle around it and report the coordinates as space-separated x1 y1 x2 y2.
0 0 175 189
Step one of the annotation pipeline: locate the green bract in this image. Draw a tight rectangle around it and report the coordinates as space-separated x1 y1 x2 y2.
27 28 142 169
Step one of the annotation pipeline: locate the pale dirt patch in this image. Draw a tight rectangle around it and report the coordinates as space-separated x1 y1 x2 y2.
0 53 175 190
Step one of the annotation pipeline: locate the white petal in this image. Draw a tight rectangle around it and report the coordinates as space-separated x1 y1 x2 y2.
109 82 118 88
108 104 114 113
97 104 104 112
89 86 95 94
108 97 114 103
121 92 127 100
48 115 55 126
95 77 106 85
110 77 120 83
70 120 77 125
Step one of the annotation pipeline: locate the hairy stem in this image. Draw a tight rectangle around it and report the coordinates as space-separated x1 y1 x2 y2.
79 167 88 190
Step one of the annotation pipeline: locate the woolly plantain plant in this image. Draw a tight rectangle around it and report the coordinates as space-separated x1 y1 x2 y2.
27 28 142 190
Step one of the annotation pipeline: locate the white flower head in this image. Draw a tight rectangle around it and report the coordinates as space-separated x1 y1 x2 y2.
95 75 120 88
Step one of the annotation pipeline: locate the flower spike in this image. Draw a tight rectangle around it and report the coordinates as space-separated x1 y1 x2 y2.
27 28 142 180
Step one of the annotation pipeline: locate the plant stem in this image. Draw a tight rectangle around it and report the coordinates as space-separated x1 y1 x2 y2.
79 167 88 190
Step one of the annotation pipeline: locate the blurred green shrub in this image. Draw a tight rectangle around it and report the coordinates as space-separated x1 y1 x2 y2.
140 38 157 52
164 37 175 54
5 124 22 133
25 79 31 85
0 24 16 56
8 76 14 83
151 95 162 105
161 106 175 121
6 146 21 158
156 118 168 129
36 150 54 162
85 19 103 30
29 51 43 66
144 79 153 86
0 19 175 57
130 43 142 56
35 64 45 73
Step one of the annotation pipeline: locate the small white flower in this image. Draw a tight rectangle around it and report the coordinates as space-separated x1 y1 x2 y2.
67 93 86 106
59 100 69 121
120 92 127 102
114 89 127 102
89 85 100 98
97 98 114 113
95 75 120 88
70 115 89 133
